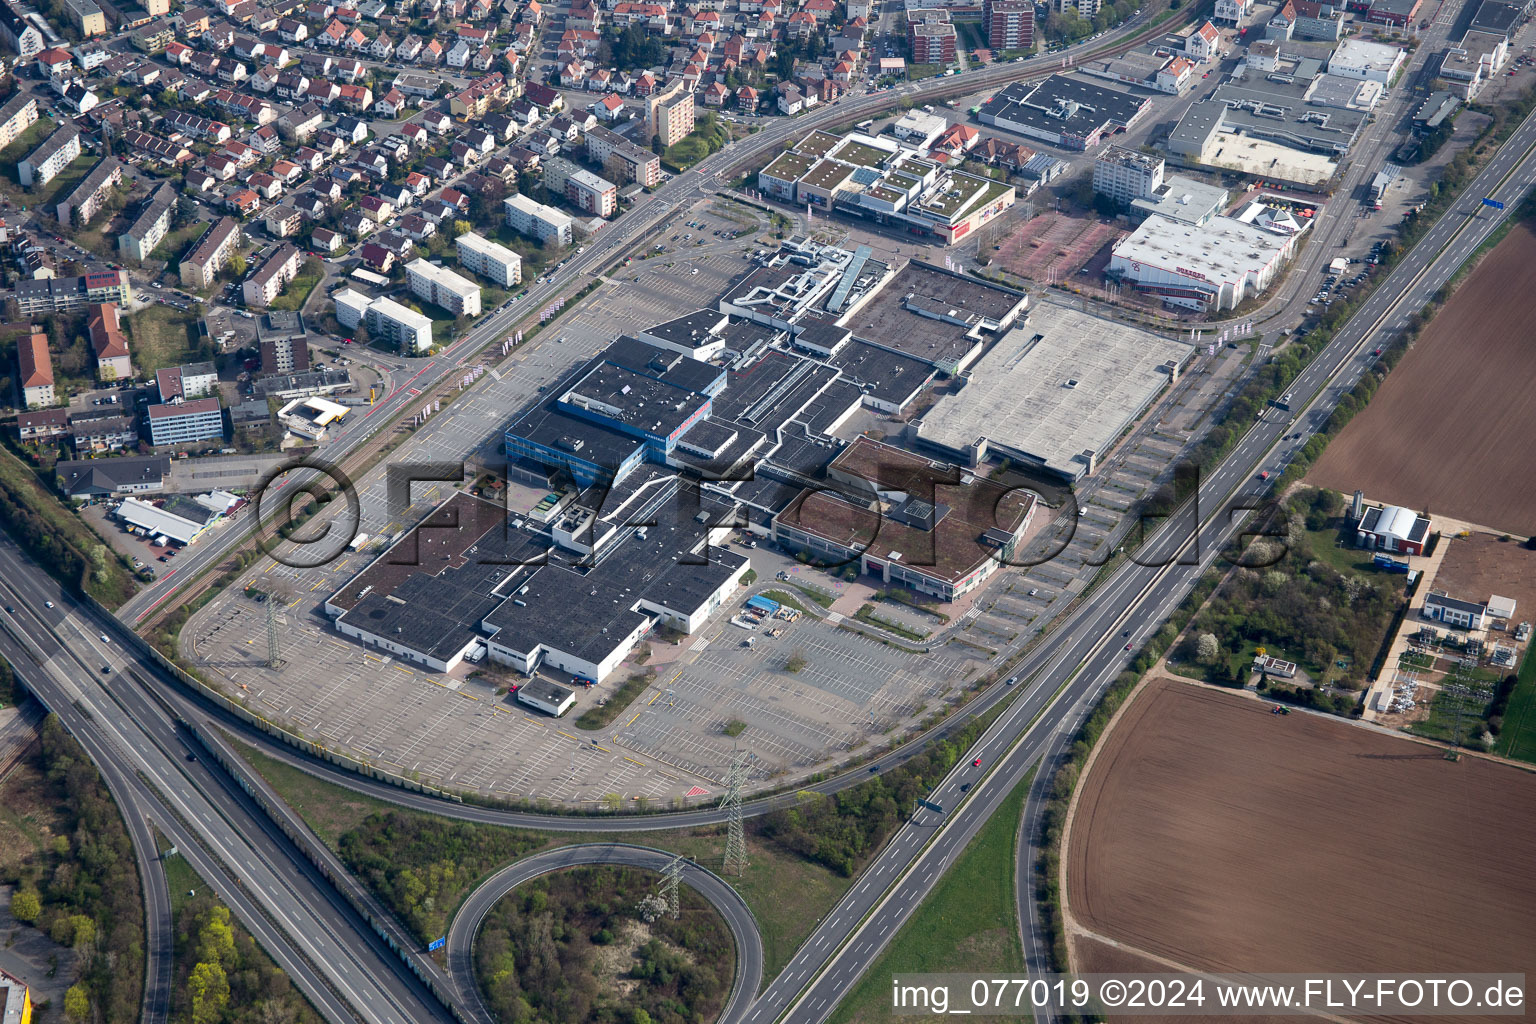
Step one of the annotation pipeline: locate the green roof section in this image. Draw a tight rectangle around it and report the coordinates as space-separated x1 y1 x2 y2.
763 150 816 182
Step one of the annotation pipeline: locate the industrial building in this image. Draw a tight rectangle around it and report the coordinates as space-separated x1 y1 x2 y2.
56 455 169 498
455 231 523 287
517 678 576 717
1354 501 1431 555
915 299 1193 481
1327 37 1406 82
405 258 482 317
976 76 1150 151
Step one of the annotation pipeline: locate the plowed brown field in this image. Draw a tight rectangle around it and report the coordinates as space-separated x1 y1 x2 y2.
1307 222 1536 537
1067 680 1536 1022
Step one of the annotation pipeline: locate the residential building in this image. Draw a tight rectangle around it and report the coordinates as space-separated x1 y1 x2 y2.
70 413 137 452
585 124 661 186
64 0 106 35
504 192 573 245
179 217 241 290
54 157 122 227
118 185 176 262
243 243 303 306
363 295 435 351
19 124 81 189
455 231 522 286
260 334 310 374
155 361 218 400
1093 145 1164 206
0 4 43 56
908 15 957 64
88 302 132 380
18 332 54 408
405 258 481 316
145 397 224 446
565 167 617 216
647 79 693 147
984 0 1033 50
14 271 132 316
17 408 68 443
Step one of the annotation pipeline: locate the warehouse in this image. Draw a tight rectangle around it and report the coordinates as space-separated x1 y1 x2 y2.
915 299 1193 481
1107 208 1302 310
976 76 1150 150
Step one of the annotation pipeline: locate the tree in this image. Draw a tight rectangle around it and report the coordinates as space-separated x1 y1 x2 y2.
9 888 40 923
1195 632 1220 664
197 907 236 965
229 252 248 277
188 961 231 1024
64 984 90 1023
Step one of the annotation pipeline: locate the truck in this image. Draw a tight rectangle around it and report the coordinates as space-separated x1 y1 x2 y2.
348 532 370 552
1372 553 1410 573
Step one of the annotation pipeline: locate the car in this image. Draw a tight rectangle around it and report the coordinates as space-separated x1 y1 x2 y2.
1259 470 1270 481
972 757 982 767
1028 587 1039 596
2 606 10 613
100 634 110 643
1006 676 1017 686
45 601 53 609
1373 347 1383 355
101 665 110 674
1125 643 1133 651
186 752 197 761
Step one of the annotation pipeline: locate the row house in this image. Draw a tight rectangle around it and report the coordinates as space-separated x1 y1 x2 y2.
613 2 669 30
166 110 234 142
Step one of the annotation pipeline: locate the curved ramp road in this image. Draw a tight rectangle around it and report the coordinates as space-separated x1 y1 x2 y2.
445 844 764 1024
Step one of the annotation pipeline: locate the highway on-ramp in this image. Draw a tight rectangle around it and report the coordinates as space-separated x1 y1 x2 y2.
445 844 764 1024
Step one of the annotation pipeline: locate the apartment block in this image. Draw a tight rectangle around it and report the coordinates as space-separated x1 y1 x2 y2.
14 270 132 316
118 185 176 262
405 257 481 316
647 80 693 148
260 335 310 374
64 0 106 35
242 242 303 307
585 124 662 186
455 231 522 287
984 0 1034 50
504 193 573 246
179 216 242 290
146 397 224 446
364 295 435 351
1093 145 1165 206
0 92 38 146
565 168 617 217
19 124 80 188
54 156 121 227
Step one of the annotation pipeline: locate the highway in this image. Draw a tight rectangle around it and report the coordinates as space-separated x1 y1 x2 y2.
0 540 461 1024
445 845 764 1024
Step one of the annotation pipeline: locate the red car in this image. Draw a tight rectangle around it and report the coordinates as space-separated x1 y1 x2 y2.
972 758 982 767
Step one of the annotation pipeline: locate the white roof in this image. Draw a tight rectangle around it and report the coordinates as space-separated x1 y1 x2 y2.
1487 595 1517 619
117 497 210 545
1329 38 1403 73
1374 505 1418 541
1112 213 1291 286
194 490 241 513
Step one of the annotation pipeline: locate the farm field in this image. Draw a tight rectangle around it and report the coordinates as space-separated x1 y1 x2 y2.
1307 222 1536 537
1066 679 1536 1023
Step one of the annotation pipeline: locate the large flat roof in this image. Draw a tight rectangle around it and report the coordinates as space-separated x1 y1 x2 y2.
776 437 1034 585
916 299 1194 481
1113 211 1293 284
840 261 1025 369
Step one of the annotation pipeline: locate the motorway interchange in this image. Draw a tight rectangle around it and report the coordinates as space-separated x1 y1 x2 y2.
11 14 1536 1024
